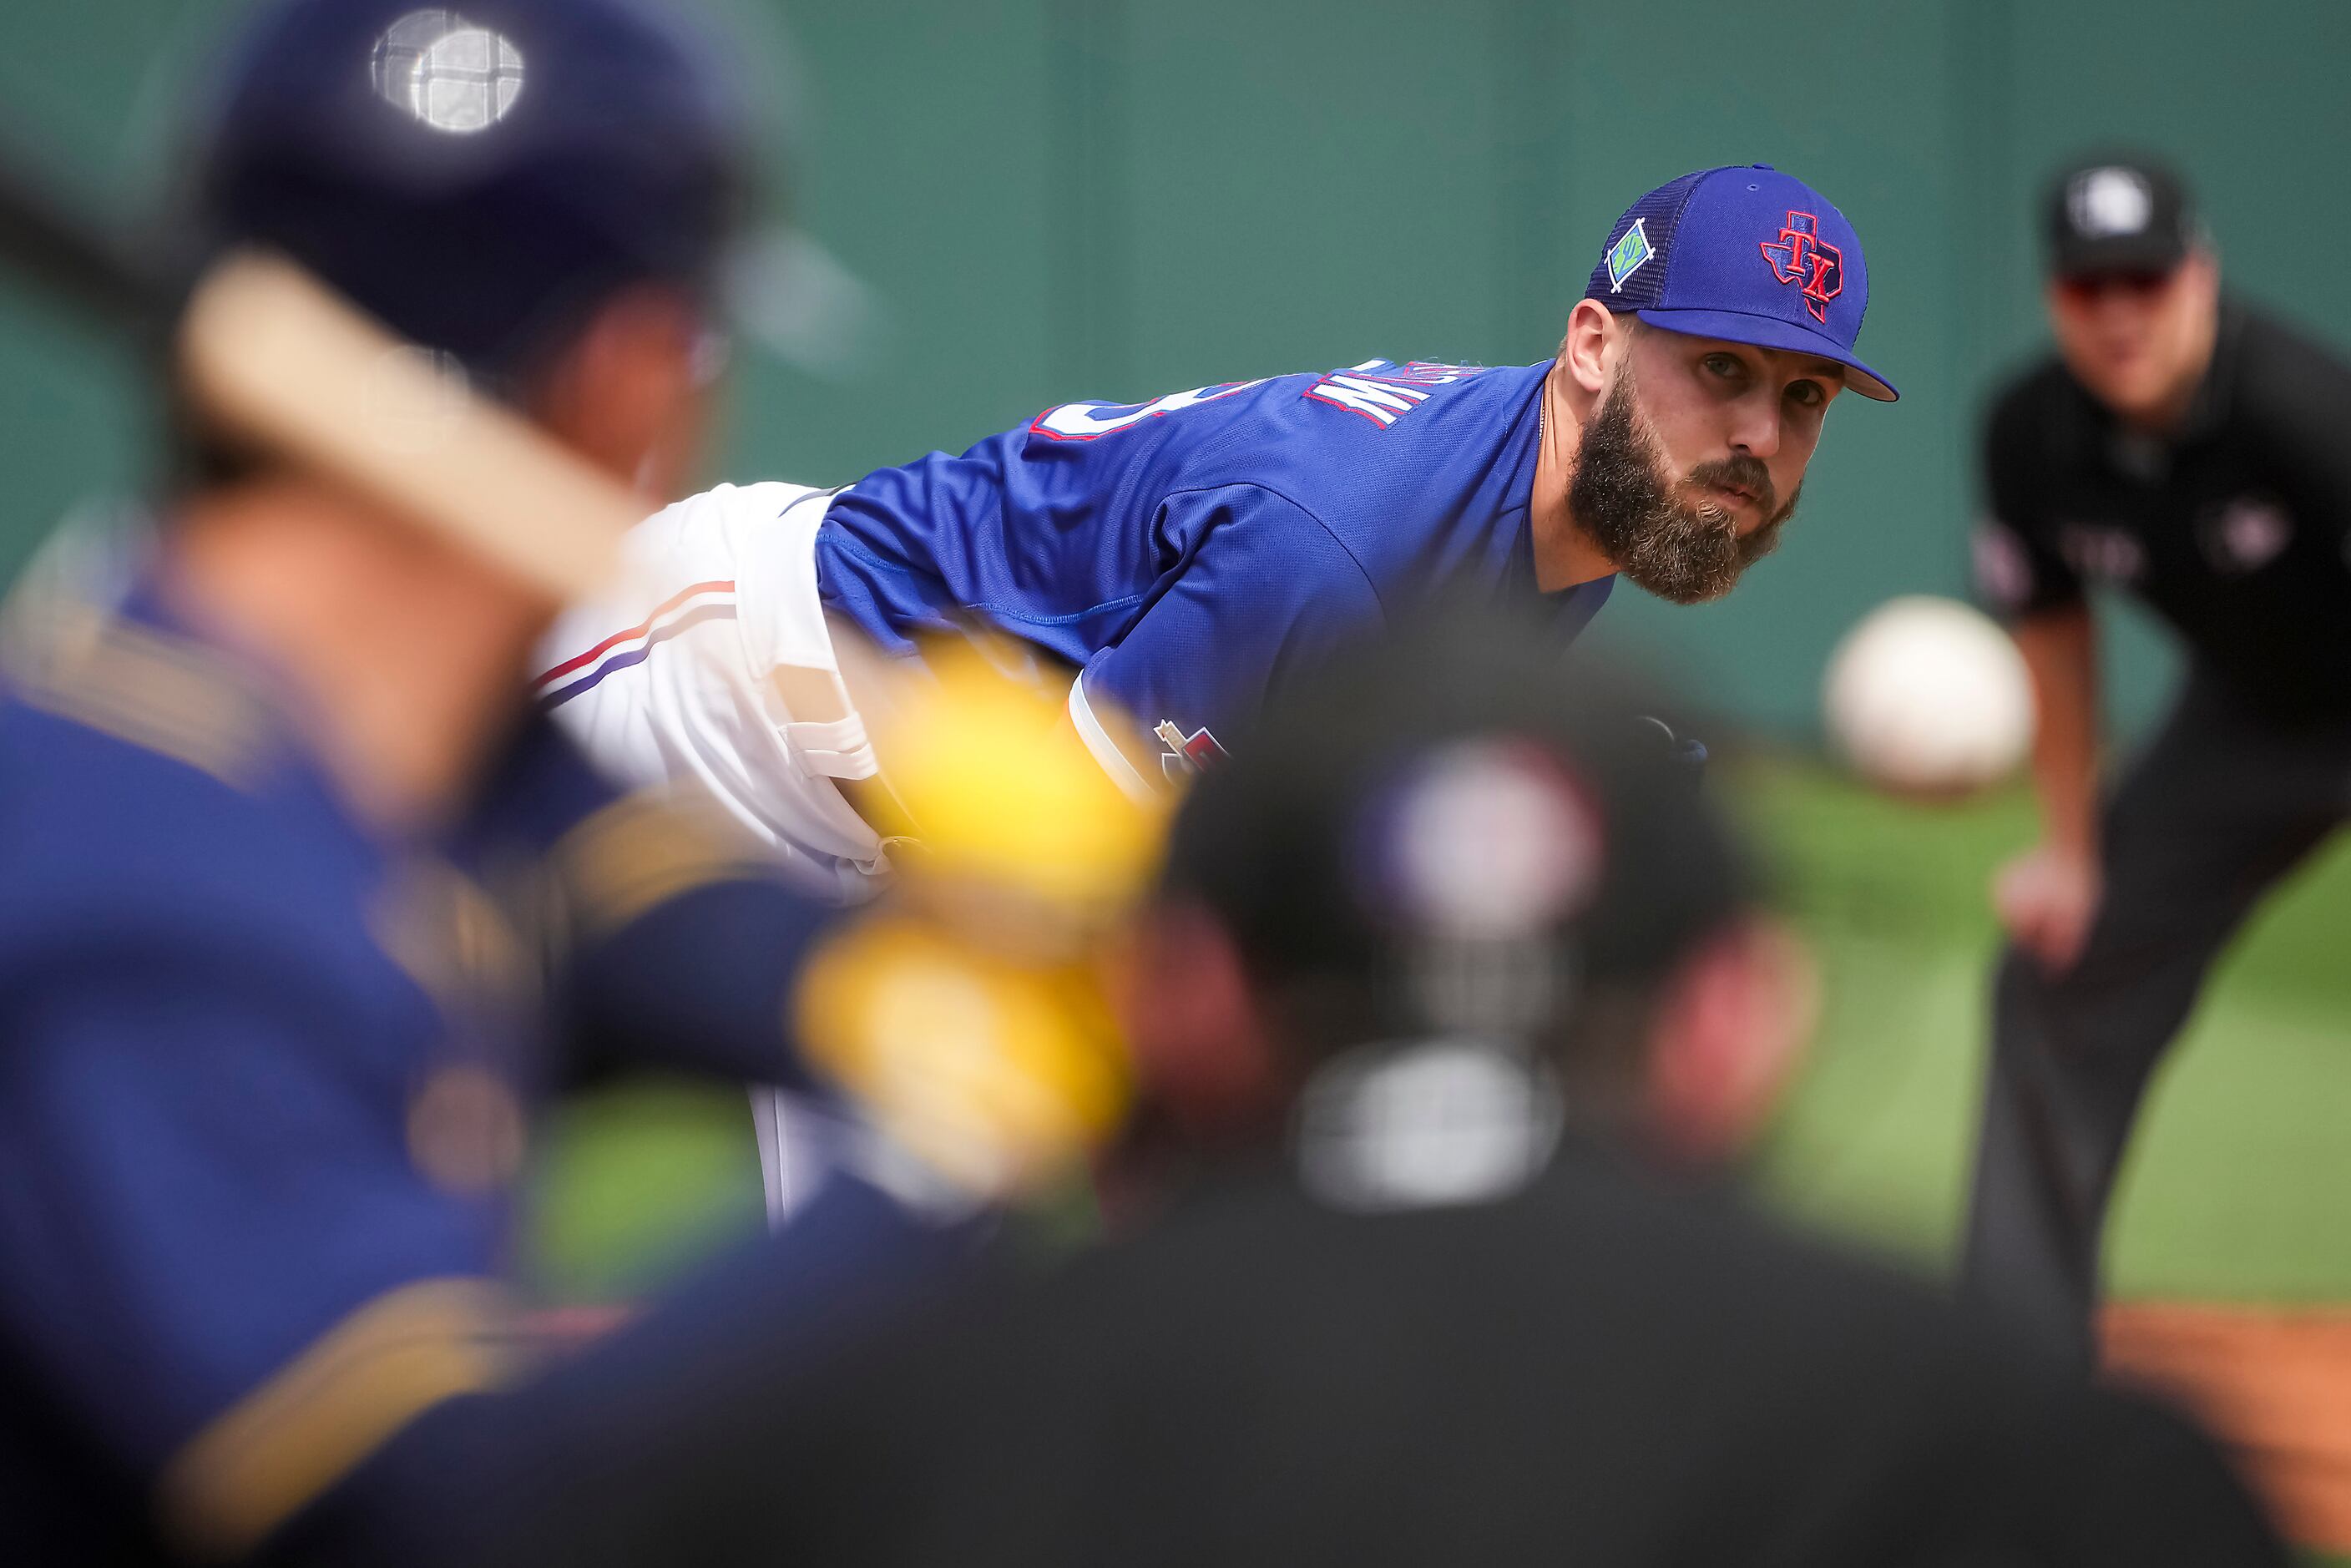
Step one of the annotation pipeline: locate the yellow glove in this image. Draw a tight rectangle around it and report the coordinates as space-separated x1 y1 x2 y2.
796 916 1129 1197
799 636 1168 1197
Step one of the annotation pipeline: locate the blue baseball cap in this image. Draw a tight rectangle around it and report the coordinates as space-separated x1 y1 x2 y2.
1582 164 1896 402
182 0 761 387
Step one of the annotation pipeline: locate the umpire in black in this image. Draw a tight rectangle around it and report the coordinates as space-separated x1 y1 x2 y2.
1962 154 2351 1358
571 613 2284 1568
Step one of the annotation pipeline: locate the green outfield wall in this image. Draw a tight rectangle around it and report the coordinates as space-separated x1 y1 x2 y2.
5 0 2344 735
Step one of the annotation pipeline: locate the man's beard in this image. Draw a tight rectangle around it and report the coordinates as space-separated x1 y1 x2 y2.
1565 363 1799 604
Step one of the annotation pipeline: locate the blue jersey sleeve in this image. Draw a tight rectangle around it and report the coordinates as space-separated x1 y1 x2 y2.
1069 483 1383 791
0 903 512 1550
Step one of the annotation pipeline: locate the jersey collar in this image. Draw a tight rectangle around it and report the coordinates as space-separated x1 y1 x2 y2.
2173 296 2247 443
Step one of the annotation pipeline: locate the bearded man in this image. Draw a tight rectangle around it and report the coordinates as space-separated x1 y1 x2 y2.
533 164 1897 1214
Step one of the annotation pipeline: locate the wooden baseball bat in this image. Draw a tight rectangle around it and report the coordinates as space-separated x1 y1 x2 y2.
0 129 629 603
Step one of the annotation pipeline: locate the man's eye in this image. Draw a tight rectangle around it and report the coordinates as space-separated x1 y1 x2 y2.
1787 380 1825 409
1703 353 1746 382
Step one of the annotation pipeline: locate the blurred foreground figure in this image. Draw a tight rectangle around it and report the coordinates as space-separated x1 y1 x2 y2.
583 615 2284 1567
0 2 996 1560
1962 155 2351 1358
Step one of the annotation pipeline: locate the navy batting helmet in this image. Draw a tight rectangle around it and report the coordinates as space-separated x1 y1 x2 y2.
1160 602 1747 1053
183 0 760 387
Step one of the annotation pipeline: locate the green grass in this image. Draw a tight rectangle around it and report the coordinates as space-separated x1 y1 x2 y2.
518 1078 766 1303
518 754 2351 1309
1738 755 2351 1300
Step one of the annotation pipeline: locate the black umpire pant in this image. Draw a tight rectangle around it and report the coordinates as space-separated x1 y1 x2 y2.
1959 668 2351 1362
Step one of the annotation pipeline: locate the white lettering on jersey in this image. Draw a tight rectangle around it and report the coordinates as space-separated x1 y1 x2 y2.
1030 379 1267 443
1302 361 1492 428
1305 374 1433 427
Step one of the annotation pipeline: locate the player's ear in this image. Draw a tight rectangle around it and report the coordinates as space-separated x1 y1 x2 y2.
1641 916 1818 1167
527 282 719 500
1110 898 1282 1130
2180 243 2222 306
1560 297 1618 398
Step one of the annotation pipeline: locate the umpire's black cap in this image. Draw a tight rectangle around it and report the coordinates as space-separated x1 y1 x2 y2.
2044 154 2195 278
183 0 760 384
1159 608 1747 1042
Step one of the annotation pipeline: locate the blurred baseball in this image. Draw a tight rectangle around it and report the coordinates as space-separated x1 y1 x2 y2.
1823 595 2033 797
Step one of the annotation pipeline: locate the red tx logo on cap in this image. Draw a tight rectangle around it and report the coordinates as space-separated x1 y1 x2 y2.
1759 211 1843 324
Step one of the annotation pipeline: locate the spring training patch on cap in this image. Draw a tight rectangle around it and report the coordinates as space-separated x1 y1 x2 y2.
1605 219 1653 294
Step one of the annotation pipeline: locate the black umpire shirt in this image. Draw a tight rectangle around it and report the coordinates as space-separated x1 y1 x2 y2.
1975 301 2351 718
575 1142 2284 1568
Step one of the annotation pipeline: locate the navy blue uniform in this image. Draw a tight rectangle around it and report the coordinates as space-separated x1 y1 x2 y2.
0 575 894 1560
0 584 529 1556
